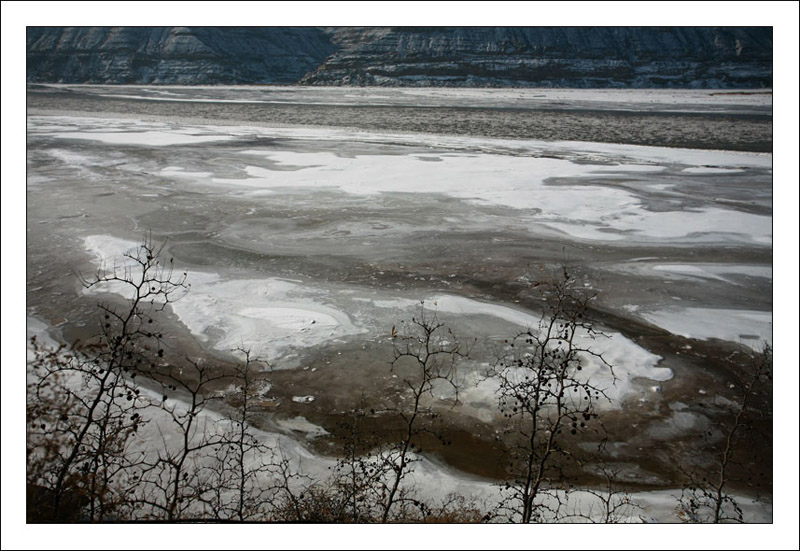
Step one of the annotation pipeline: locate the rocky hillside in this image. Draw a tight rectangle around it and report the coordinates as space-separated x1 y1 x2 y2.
26 27 337 84
302 27 773 88
27 26 772 88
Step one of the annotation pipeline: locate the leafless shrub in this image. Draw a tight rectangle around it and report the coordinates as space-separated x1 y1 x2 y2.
677 344 772 523
378 302 470 522
490 267 614 523
27 234 187 521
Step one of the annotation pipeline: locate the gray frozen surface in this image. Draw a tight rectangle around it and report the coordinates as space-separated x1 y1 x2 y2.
25 87 773 502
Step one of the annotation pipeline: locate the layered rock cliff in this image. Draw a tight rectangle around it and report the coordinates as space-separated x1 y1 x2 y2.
26 27 337 84
27 26 772 88
301 27 773 88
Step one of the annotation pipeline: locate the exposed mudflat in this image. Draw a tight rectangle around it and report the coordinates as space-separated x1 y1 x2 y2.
26 86 772 501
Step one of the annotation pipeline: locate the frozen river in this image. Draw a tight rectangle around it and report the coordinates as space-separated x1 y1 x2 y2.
25 86 773 503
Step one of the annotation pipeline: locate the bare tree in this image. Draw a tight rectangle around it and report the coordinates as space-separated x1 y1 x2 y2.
280 304 471 523
678 344 772 523
322 399 392 522
563 462 644 523
26 234 188 521
272 410 478 523
490 267 614 523
27 338 146 521
200 348 279 521
132 358 232 521
271 478 346 522
419 493 488 523
378 302 468 522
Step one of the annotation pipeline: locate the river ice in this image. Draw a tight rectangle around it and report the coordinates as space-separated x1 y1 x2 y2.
27 112 772 344
21 87 776 527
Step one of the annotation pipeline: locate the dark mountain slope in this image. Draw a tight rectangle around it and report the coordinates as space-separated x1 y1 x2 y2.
27 26 772 88
26 27 337 84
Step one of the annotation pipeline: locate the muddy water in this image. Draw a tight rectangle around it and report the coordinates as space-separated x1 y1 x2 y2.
26 86 772 492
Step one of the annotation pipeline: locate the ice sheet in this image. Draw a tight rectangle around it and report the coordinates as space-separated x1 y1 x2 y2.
21 93 778 528
640 308 772 351
29 114 773 169
200 149 769 245
82 235 365 361
371 295 539 328
606 262 773 287
50 130 237 146
682 167 746 174
365 294 671 410
652 264 773 284
82 233 670 408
